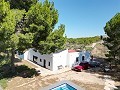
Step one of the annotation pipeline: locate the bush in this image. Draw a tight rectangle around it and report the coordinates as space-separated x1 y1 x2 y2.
0 59 10 67
29 68 38 76
0 64 38 79
0 79 7 89
15 65 30 73
15 65 38 78
18 68 38 78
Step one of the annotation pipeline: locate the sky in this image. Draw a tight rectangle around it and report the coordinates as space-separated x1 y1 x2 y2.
48 0 120 38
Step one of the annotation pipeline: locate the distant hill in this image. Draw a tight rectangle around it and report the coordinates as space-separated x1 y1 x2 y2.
66 36 101 50
66 36 108 58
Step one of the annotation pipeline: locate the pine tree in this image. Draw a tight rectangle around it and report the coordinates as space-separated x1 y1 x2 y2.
104 13 120 66
0 0 66 71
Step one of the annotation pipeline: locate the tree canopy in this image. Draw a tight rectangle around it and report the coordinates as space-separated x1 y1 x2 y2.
0 0 66 69
104 13 120 66
39 24 66 54
24 0 66 54
67 36 100 45
5 0 38 11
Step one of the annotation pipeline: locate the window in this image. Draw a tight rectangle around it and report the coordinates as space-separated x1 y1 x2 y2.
40 59 42 62
76 57 79 62
34 56 38 59
48 62 50 66
82 56 84 61
33 56 38 63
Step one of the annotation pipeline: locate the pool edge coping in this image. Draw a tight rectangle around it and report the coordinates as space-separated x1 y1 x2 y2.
40 80 85 90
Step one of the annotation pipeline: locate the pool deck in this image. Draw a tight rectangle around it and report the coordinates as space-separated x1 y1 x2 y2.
40 80 85 90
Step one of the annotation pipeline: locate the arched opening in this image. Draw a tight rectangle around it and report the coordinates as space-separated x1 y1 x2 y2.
82 56 85 61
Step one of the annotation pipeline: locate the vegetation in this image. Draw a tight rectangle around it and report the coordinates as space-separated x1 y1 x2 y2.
104 13 120 67
0 54 10 89
0 0 66 88
5 0 37 11
67 36 100 45
0 79 7 89
26 1 66 54
66 36 101 49
0 0 66 72
0 55 38 88
0 64 38 79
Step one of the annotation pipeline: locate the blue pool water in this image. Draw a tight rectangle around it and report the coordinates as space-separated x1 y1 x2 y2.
50 83 77 90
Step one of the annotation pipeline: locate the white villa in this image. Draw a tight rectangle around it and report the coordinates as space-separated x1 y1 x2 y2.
22 48 91 71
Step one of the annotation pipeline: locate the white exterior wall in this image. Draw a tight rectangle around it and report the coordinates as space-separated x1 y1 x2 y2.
23 49 91 71
24 49 68 71
68 52 80 67
85 52 91 62
18 54 24 59
38 54 53 71
52 50 68 71
79 51 91 62
24 50 29 60
24 49 53 70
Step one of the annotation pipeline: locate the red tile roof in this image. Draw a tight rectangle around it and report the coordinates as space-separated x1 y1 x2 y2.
68 50 76 53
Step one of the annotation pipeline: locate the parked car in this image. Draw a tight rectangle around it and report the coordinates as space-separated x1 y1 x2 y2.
89 61 100 67
72 62 90 72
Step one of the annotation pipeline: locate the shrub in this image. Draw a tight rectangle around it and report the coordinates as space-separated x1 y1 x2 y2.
0 79 7 89
15 65 30 73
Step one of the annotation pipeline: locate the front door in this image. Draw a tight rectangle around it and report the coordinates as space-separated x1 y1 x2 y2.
43 59 46 68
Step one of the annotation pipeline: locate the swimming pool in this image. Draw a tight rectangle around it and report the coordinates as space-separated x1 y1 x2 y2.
50 83 77 90
40 80 84 90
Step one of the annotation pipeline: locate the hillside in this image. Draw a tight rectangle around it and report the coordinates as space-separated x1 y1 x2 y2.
66 37 108 58
91 41 108 58
66 36 101 50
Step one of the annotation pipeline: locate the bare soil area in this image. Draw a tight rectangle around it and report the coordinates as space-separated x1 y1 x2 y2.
6 71 105 90
5 60 120 90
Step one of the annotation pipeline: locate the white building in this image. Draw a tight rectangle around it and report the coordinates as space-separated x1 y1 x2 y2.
67 50 80 67
79 51 91 62
23 49 91 71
